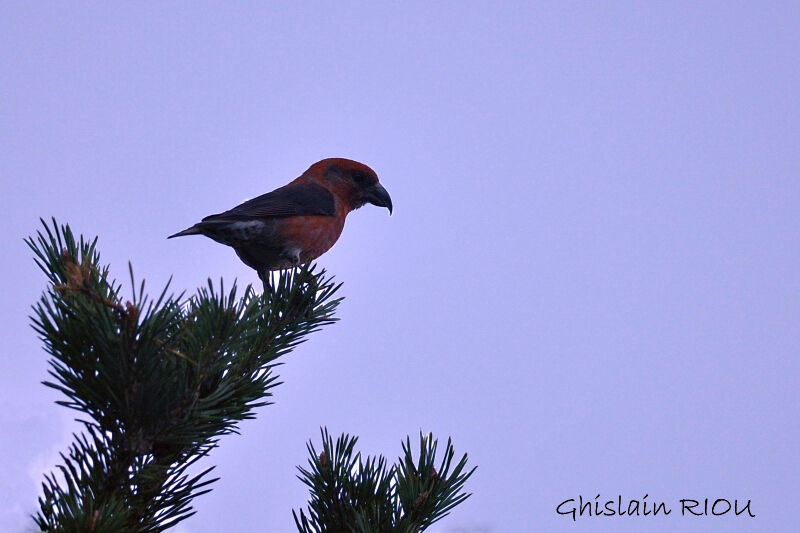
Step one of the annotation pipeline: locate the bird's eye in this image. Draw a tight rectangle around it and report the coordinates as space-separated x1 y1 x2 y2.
351 170 373 187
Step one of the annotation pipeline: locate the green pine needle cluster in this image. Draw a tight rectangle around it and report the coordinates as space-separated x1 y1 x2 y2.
27 219 341 531
294 429 475 533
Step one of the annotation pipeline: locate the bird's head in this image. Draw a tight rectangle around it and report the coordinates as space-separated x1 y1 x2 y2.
309 158 392 215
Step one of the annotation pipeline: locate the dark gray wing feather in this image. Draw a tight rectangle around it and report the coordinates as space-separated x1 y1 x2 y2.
202 181 336 221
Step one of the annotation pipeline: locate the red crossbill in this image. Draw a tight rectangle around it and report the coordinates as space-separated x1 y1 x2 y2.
169 158 392 279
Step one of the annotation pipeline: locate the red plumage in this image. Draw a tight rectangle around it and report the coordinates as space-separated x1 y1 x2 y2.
169 158 392 278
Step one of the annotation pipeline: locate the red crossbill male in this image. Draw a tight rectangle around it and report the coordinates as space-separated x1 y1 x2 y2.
169 158 392 279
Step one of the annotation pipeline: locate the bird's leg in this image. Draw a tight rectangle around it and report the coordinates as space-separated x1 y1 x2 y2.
258 267 271 290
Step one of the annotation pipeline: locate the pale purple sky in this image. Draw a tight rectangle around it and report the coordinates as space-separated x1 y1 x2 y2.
2 2 799 532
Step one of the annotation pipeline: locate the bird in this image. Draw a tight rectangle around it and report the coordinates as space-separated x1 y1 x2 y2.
168 158 392 280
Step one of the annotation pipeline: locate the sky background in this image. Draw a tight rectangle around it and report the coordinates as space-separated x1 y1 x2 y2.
1 2 799 532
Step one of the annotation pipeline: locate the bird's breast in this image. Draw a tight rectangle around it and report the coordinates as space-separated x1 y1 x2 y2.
276 214 346 262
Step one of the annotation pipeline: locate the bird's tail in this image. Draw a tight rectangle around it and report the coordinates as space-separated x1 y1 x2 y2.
168 225 202 239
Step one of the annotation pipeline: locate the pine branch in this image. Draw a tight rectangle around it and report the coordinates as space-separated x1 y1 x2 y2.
293 429 476 533
27 218 343 532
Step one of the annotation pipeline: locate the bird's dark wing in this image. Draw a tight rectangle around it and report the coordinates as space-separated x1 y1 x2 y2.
203 181 336 221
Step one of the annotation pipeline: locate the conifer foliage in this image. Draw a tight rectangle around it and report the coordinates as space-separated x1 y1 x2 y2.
294 429 475 533
26 219 474 531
